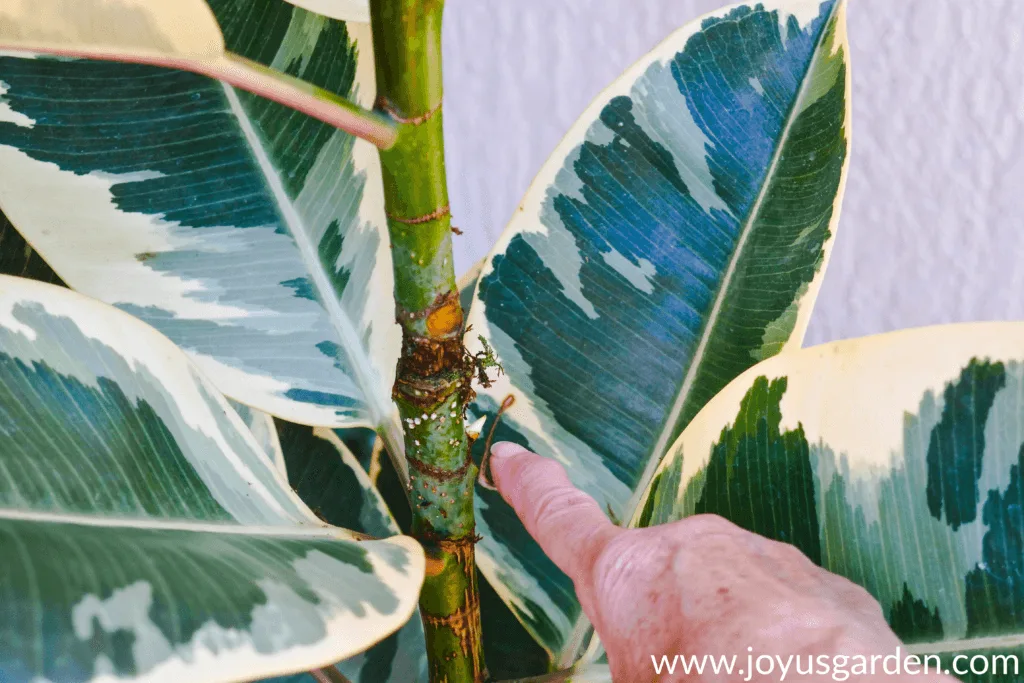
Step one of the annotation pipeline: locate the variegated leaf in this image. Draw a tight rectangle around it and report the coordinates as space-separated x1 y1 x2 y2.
0 0 223 61
0 0 402 441
0 275 423 683
465 0 850 660
636 323 1024 681
258 420 428 683
278 422 402 546
265 416 553 681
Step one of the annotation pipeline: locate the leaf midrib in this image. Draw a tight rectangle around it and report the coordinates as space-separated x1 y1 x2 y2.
0 506 348 538
220 82 392 433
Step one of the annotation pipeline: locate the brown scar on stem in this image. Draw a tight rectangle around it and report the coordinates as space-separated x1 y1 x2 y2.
393 292 469 409
420 539 485 680
375 95 443 126
394 374 467 410
421 536 479 578
409 453 473 482
421 595 480 631
424 557 446 577
387 203 451 225
398 332 465 375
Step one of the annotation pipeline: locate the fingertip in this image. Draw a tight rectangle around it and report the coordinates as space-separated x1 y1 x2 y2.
487 442 533 503
487 446 619 585
490 441 529 459
489 441 530 484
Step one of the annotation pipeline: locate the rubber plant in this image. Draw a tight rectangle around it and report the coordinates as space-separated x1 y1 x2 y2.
1 0 1019 681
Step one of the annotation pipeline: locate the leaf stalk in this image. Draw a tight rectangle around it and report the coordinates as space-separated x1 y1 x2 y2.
0 45 398 148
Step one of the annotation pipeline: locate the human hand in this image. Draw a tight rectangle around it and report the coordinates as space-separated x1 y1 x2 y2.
489 442 958 682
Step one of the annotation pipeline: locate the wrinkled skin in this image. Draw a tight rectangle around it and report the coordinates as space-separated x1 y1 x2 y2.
490 442 958 682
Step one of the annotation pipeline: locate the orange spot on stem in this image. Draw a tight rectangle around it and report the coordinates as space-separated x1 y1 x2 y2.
426 300 463 336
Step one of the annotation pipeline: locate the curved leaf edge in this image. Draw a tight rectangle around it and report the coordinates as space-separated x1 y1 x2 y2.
463 0 851 665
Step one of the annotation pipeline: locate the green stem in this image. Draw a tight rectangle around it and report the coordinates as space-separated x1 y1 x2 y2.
368 1 487 682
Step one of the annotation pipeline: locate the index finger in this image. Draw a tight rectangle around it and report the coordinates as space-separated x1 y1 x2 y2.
489 442 621 587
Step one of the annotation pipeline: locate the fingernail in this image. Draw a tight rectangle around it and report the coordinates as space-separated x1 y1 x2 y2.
490 442 527 461
480 442 526 492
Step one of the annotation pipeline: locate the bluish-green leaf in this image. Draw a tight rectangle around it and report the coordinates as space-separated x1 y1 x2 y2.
465 0 850 660
637 323 1024 680
0 275 423 683
0 0 401 438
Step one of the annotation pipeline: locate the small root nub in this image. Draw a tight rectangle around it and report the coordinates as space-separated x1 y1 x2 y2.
477 394 516 491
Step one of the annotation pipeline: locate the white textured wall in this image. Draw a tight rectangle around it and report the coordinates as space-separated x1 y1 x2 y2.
442 0 1024 345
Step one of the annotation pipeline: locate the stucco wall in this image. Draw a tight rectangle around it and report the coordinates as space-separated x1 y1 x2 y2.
442 0 1024 345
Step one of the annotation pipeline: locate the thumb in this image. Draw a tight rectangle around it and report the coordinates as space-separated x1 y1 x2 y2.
489 442 621 586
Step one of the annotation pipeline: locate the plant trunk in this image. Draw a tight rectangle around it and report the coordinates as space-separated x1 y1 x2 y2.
368 2 487 682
